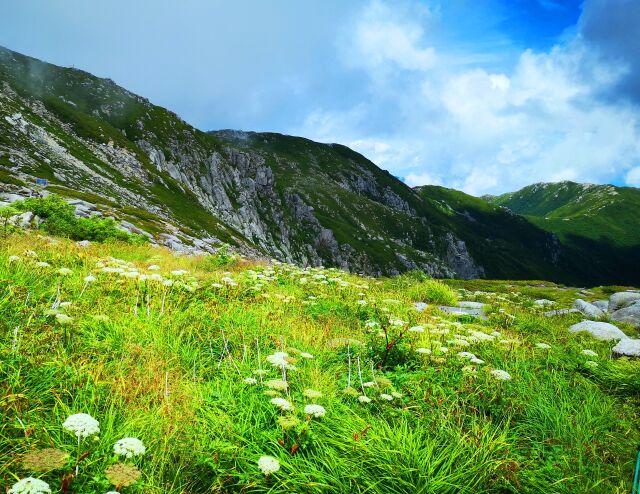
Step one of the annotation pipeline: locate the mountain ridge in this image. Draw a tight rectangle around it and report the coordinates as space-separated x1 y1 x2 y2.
1 45 638 284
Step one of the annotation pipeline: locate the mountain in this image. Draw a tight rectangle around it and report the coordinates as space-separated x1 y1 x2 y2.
490 182 640 284
0 45 638 284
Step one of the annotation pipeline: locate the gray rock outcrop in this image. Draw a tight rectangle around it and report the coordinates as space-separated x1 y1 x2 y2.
568 321 627 341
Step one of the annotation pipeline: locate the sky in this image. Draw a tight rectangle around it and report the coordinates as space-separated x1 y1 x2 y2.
2 0 640 195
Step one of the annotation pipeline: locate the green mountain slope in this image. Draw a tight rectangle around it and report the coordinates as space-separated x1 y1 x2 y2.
1 45 638 284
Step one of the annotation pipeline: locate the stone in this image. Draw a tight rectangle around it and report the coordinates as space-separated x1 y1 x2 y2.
438 305 488 320
413 302 428 312
544 308 578 317
610 300 640 328
534 299 555 306
608 291 640 312
612 338 640 358
592 300 609 312
458 301 485 309
573 299 605 318
568 321 627 341
76 240 91 247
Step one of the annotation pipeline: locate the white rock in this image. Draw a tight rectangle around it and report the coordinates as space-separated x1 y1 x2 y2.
608 292 640 312
458 301 484 309
534 299 555 306
591 300 609 312
573 299 605 318
612 338 640 358
610 300 640 328
568 321 627 341
413 302 428 312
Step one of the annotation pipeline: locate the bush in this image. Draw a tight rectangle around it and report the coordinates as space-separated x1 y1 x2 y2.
13 194 147 244
407 279 458 306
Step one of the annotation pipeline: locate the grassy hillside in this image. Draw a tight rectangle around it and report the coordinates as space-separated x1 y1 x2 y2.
1 230 639 493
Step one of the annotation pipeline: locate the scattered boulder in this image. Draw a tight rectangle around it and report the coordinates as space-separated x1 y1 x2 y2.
544 308 578 317
573 299 605 318
612 338 640 358
592 300 609 312
438 305 488 320
608 291 640 312
610 300 640 328
413 302 428 312
568 321 627 341
76 240 91 247
534 299 555 306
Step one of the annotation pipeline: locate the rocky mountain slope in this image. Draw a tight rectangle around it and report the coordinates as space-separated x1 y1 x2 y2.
1 45 638 284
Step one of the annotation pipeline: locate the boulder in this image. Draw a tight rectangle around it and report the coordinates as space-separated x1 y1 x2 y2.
438 305 488 320
573 299 605 318
413 302 428 312
534 299 555 306
568 321 627 341
612 338 640 358
458 301 485 309
608 291 640 312
592 300 609 312
610 300 640 328
544 308 578 317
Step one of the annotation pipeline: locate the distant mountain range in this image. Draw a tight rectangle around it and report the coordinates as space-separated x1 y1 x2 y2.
1 45 638 285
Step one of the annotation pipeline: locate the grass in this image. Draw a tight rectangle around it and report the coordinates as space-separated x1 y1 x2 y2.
0 231 639 493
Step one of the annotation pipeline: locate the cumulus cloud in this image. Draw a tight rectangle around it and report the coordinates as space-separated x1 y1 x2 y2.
297 0 640 195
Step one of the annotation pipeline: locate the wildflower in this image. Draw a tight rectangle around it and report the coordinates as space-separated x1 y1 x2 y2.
113 437 146 458
257 455 280 475
457 352 477 360
363 381 376 388
416 347 431 354
584 360 599 369
22 448 69 472
8 478 51 494
147 264 160 270
253 369 269 376
342 386 359 397
270 397 294 411
266 352 295 369
163 279 174 287
299 352 314 359
358 395 372 403
469 358 485 365
581 349 598 357
265 379 288 391
171 270 188 277
277 415 301 430
9 255 21 262
58 268 73 276
243 377 258 385
55 313 73 324
439 346 449 354
304 404 326 418
408 325 425 333
302 389 322 399
379 393 393 401
535 343 551 349
106 492 121 494
391 391 403 399
84 274 96 283
105 463 141 487
62 413 100 439
35 261 50 268
490 369 512 381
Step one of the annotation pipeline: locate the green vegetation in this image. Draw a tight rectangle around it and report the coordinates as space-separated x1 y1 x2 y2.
1 231 638 493
11 194 148 244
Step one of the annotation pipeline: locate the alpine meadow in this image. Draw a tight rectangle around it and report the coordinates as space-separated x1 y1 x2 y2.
1 1 640 493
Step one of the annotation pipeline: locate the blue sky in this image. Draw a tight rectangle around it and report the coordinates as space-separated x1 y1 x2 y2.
2 0 639 194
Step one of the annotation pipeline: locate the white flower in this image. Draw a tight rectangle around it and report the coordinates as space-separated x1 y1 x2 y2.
358 395 372 403
147 265 161 271
83 274 96 283
270 397 294 411
106 492 121 494
62 413 100 439
163 279 174 287
302 389 322 399
391 391 403 399
113 437 146 458
266 352 294 369
379 393 393 401
362 381 376 388
584 360 599 369
535 343 551 349
257 455 280 475
299 352 314 359
55 313 73 324
171 270 189 277
9 255 21 263
253 369 269 376
490 369 512 381
581 349 598 357
408 325 425 333
243 377 258 385
9 478 51 494
416 348 431 354
58 268 73 276
469 358 485 365
35 261 50 268
457 352 477 360
304 404 326 418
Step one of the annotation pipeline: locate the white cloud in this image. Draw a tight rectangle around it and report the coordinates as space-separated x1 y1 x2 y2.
296 0 640 196
626 167 640 187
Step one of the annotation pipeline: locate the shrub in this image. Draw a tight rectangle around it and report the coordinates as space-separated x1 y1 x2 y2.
407 279 458 306
13 194 147 245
